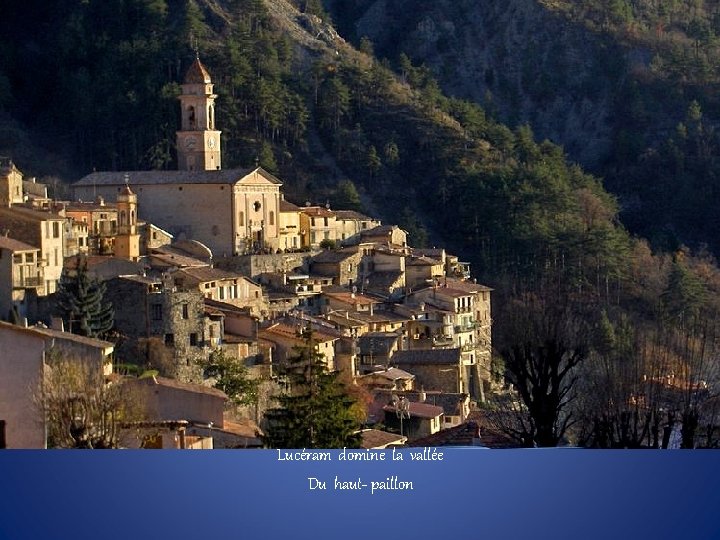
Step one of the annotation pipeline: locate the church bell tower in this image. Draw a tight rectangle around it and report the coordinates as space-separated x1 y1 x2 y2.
176 55 222 171
115 180 140 261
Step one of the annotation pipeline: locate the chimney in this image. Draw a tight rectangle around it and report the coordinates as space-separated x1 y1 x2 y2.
50 317 64 332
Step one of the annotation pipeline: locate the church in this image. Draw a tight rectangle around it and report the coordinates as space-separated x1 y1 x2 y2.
73 56 283 258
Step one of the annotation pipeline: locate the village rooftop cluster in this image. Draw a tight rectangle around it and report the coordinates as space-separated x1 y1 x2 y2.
0 58 500 450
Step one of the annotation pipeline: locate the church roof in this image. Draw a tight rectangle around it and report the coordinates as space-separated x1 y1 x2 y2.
184 57 212 84
74 167 282 187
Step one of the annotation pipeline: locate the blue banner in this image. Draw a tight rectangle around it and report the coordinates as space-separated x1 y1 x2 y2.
2 449 719 539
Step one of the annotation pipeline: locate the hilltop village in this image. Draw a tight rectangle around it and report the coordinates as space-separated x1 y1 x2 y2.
0 58 500 449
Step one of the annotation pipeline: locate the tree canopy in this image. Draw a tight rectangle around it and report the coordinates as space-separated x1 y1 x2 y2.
263 329 361 449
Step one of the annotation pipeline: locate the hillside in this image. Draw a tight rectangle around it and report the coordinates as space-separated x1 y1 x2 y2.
326 0 720 255
3 0 720 445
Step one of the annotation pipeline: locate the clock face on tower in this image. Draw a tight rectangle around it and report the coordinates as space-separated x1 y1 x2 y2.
185 136 197 150
208 136 216 149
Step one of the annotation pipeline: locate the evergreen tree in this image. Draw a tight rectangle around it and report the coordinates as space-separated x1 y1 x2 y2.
202 349 259 407
55 257 114 339
263 328 361 448
332 179 363 211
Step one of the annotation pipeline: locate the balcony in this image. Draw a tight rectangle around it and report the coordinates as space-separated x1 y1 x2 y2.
13 275 43 288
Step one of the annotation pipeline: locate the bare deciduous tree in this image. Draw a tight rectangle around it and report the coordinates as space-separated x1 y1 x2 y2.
36 351 141 448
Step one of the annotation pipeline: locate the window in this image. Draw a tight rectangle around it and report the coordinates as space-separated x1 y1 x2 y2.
151 304 163 321
209 325 216 338
239 211 244 226
311 217 316 227
164 333 174 346
52 222 60 238
190 333 198 346
26 253 34 263
324 217 328 227
219 286 225 300
13 254 22 264
269 211 275 226
182 303 189 319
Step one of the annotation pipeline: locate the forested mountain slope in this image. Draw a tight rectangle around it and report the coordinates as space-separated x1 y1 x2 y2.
326 0 720 255
2 0 720 445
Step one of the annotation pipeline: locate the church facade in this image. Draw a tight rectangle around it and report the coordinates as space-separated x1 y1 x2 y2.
73 58 282 257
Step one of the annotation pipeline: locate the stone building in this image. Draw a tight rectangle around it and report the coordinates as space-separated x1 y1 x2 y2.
73 58 285 257
0 320 113 448
403 281 492 401
172 266 267 317
278 197 302 251
390 348 465 395
105 275 216 382
309 247 365 287
62 198 118 255
0 206 66 294
299 206 337 249
334 210 381 245
0 237 44 320
0 157 24 207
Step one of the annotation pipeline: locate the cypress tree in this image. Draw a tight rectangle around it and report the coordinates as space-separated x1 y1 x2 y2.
55 256 114 339
263 328 361 449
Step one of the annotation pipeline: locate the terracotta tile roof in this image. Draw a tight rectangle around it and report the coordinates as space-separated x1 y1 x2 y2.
0 236 38 252
358 333 400 355
184 57 212 84
74 167 281 187
411 248 445 258
406 422 483 447
364 367 415 381
221 418 264 439
324 291 379 306
407 256 443 266
174 266 244 284
149 249 209 269
279 199 301 212
204 298 254 315
64 201 118 212
334 210 374 221
119 275 160 285
301 206 335 218
360 429 406 449
261 322 337 343
384 401 444 419
362 225 403 237
391 348 461 366
349 310 409 324
465 410 524 448
146 376 227 400
443 278 493 292
0 206 64 222
311 248 358 264
0 320 114 351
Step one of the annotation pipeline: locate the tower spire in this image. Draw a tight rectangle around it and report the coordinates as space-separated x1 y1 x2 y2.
176 56 222 171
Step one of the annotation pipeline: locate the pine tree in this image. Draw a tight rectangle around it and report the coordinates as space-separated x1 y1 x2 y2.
263 328 361 448
55 256 114 339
